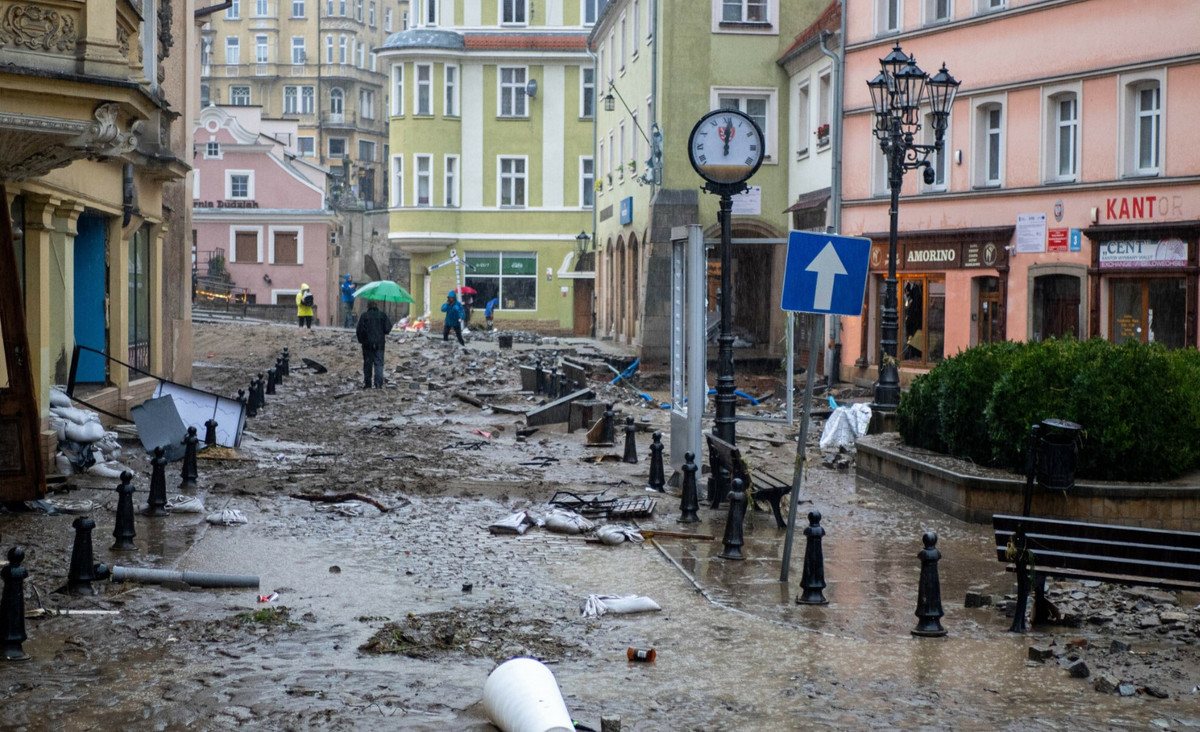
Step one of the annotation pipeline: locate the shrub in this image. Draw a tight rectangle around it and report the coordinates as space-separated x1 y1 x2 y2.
897 366 946 453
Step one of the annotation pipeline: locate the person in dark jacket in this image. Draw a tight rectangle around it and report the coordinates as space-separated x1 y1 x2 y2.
441 290 466 346
355 301 393 388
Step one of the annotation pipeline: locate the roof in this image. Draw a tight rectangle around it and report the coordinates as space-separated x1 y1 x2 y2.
379 28 465 51
778 1 841 65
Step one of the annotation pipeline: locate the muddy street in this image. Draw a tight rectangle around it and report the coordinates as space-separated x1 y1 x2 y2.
3 320 1198 731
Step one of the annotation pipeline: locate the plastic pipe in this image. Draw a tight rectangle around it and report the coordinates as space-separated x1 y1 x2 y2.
482 657 574 732
111 566 260 588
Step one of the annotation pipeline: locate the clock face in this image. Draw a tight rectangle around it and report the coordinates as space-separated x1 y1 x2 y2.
688 109 765 186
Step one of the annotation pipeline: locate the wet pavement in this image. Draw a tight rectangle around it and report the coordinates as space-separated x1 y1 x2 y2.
2 320 1197 731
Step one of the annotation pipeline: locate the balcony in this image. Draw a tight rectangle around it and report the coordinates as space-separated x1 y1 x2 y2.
321 63 382 83
323 111 358 127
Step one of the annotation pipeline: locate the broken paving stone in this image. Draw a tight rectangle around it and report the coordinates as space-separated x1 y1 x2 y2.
1028 645 1056 662
1109 639 1132 654
1118 684 1137 696
1139 614 1162 628
1159 611 1189 624
1068 660 1090 678
964 591 992 608
1143 685 1169 699
1094 674 1120 694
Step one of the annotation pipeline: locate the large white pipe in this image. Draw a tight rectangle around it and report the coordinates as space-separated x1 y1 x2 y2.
482 657 574 732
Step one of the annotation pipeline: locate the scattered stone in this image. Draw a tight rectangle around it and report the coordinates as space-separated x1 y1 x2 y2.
1094 674 1120 694
1028 645 1056 662
964 590 992 608
1159 611 1188 625
601 715 622 732
1138 614 1161 629
1109 639 1132 654
1142 685 1169 699
1066 637 1088 649
1068 659 1090 678
1118 683 1137 696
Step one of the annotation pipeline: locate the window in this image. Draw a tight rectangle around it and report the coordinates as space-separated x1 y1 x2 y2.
226 0 240 19
338 35 347 64
620 15 627 71
583 0 600 25
255 35 269 64
291 37 306 64
356 41 365 68
255 0 269 16
921 109 949 191
466 252 538 310
226 171 254 198
893 275 945 366
325 35 333 63
876 0 901 33
370 52 377 71
425 0 438 25
631 111 639 167
633 1 640 53
817 70 831 146
293 0 305 16
445 155 459 206
226 36 240 64
598 139 605 187
723 0 768 22
361 89 375 119
230 85 251 105
369 1 376 25
339 0 346 14
1110 276 1185 348
925 0 951 23
359 139 376 162
646 0 654 39
205 141 221 158
128 225 152 371
415 154 432 206
200 84 211 107
391 65 404 116
390 154 404 206
330 87 344 114
796 80 810 157
328 137 347 158
1053 94 1078 181
298 136 315 156
499 67 528 117
715 91 773 159
978 103 1003 186
976 0 1004 11
619 122 626 174
581 157 594 207
498 157 527 207
502 0 528 24
272 230 300 265
201 37 213 70
416 64 433 115
233 230 260 263
402 10 408 29
581 67 594 118
285 86 315 114
444 64 458 116
1127 80 1161 176
356 0 363 21
607 33 615 79
385 7 392 30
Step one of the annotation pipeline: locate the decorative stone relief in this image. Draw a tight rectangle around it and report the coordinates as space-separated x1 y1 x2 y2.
0 103 142 182
116 27 130 59
156 0 173 84
0 4 78 53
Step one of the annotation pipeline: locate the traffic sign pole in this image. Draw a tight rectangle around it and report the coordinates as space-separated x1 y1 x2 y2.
780 313 823 583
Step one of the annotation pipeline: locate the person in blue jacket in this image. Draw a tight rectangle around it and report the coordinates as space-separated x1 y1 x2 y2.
441 290 466 346
340 274 357 328
484 297 499 331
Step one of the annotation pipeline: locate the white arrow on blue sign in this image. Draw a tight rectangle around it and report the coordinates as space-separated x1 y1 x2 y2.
780 231 872 316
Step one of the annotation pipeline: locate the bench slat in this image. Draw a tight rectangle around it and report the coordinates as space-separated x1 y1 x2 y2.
1000 564 1200 593
993 515 1200 549
993 530 1200 566
997 546 1200 584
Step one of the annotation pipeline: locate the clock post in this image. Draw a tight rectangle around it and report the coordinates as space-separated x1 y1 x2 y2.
687 109 766 448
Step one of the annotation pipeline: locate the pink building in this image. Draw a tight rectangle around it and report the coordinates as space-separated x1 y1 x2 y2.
193 106 339 323
838 0 1200 387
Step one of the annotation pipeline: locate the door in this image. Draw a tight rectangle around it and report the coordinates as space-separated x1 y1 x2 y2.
573 279 593 337
74 213 108 383
977 276 1003 345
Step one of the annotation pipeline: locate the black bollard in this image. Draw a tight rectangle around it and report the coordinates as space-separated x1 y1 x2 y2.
718 479 747 560
275 356 286 384
245 378 259 418
548 368 559 399
236 388 247 411
797 511 829 605
255 372 266 408
534 359 545 394
648 432 665 492
559 373 569 397
601 403 615 445
912 531 947 637
622 416 638 464
266 367 276 395
281 348 290 377
67 516 110 595
678 451 700 524
204 418 218 448
1 546 31 661
112 470 137 550
180 425 200 490
144 445 169 517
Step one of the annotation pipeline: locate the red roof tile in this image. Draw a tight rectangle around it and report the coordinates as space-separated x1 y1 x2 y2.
779 1 841 63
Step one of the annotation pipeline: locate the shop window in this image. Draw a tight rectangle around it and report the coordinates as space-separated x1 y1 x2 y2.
892 274 945 366
1110 277 1185 349
1032 273 1080 341
465 252 537 311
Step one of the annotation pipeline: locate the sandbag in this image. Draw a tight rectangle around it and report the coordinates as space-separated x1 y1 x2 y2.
49 388 72 408
65 420 106 443
543 508 594 535
488 511 539 535
581 594 662 617
52 406 100 426
595 524 644 546
49 416 67 442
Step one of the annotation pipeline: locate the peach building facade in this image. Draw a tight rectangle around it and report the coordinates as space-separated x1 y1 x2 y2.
838 0 1200 386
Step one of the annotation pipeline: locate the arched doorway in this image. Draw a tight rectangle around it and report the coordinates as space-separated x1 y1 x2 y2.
626 232 639 342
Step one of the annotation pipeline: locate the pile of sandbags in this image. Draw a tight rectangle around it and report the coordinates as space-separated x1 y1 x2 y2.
49 387 131 478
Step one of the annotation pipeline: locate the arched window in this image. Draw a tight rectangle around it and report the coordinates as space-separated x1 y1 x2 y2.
330 87 344 114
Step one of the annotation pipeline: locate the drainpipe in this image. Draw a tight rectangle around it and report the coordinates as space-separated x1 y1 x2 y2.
586 42 599 338
820 15 845 386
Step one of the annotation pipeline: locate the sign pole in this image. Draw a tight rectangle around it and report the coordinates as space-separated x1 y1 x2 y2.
780 314 824 582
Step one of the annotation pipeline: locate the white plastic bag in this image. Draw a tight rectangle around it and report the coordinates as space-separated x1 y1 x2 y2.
206 508 248 526
819 403 873 451
543 508 595 535
167 495 206 513
595 524 645 546
489 511 538 535
581 594 662 617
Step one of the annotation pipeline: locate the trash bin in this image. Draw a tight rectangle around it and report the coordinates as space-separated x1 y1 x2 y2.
497 334 513 350
1035 418 1083 491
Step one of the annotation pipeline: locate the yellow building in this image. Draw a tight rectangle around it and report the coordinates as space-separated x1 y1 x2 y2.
0 0 199 500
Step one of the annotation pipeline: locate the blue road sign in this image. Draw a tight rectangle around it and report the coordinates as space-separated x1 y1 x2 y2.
780 231 871 316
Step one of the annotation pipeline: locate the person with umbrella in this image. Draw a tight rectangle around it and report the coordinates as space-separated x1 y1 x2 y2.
459 286 477 328
353 280 414 388
442 290 466 346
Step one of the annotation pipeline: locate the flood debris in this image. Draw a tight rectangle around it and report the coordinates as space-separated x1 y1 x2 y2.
110 566 259 589
289 491 390 513
580 594 661 617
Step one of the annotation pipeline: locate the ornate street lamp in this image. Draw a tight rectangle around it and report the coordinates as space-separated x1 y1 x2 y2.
575 230 591 259
867 44 959 410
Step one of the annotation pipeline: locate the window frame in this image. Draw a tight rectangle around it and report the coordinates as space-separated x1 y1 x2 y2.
876 0 902 35
501 0 528 25
920 107 950 192
230 227 263 264
291 36 306 65
581 66 595 119
297 136 315 156
329 86 345 114
444 154 460 207
499 66 528 118
924 0 951 24
465 251 539 311
254 34 269 64
205 141 222 159
1045 87 1079 183
711 86 778 162
581 156 594 208
498 155 528 208
444 64 459 117
972 96 1005 188
269 227 304 266
392 64 404 116
1121 74 1164 178
255 0 269 16
360 88 375 119
414 153 433 207
582 0 599 26
292 0 305 17
358 139 377 163
226 0 241 19
225 36 240 65
225 170 255 200
327 136 347 158
229 85 251 105
415 63 433 116
713 0 776 32
390 154 404 207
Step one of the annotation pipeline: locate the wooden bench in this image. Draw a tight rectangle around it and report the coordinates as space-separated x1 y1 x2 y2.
992 514 1200 626
704 432 793 529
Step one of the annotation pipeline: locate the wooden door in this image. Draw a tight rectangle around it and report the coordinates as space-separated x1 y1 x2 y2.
573 279 593 337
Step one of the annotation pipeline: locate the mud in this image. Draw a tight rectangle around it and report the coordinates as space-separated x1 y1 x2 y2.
1 320 1197 731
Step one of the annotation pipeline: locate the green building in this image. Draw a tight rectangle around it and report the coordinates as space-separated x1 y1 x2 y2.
378 1 595 334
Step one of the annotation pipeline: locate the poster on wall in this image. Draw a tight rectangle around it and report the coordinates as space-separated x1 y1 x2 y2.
1016 213 1047 253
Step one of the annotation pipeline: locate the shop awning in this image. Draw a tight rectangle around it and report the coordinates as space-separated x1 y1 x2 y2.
784 188 831 214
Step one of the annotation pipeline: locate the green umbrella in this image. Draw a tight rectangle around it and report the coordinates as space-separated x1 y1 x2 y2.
353 280 415 303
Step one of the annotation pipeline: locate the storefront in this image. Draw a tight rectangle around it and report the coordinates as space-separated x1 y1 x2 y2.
1084 221 1200 349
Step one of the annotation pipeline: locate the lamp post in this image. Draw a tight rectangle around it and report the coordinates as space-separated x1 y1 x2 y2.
575 230 591 260
866 44 959 410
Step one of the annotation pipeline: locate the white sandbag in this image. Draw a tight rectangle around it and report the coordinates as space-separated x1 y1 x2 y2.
52 406 100 426
65 420 106 443
819 403 873 451
167 495 206 513
489 511 538 535
482 657 574 732
94 432 122 459
542 508 594 535
49 416 67 442
88 461 130 479
581 594 662 617
50 387 72 408
595 524 645 546
54 452 74 476
206 508 248 526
